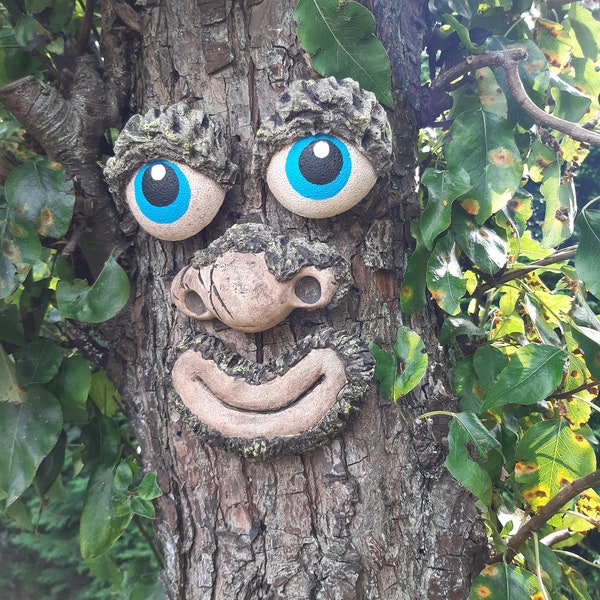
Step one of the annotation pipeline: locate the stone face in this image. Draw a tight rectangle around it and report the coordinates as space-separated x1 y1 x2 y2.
106 83 388 456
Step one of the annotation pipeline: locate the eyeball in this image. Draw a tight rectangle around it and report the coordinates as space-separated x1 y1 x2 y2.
265 135 378 218
124 159 226 241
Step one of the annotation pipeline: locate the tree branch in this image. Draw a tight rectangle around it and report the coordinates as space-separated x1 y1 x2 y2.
426 48 600 146
473 246 577 297
490 468 600 564
0 54 125 274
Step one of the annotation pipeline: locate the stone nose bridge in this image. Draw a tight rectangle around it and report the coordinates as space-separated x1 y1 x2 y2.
170 222 351 333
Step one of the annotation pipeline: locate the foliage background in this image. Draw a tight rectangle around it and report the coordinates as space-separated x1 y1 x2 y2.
2 0 600 598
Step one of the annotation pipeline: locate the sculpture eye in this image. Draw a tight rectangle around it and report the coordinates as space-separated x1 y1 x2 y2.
266 135 378 218
125 159 226 241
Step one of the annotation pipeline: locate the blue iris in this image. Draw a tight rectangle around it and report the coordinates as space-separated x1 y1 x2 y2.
133 160 191 223
285 135 351 200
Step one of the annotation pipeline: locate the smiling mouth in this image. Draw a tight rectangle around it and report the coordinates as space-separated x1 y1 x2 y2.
171 328 374 457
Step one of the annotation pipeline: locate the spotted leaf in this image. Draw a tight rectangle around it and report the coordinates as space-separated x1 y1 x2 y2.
469 564 545 600
446 110 523 224
514 419 596 512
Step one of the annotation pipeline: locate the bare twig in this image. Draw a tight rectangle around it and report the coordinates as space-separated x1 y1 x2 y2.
427 48 600 146
473 246 577 297
490 468 600 564
76 0 96 54
551 379 599 400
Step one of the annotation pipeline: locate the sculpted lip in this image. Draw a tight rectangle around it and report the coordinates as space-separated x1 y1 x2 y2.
171 329 374 457
173 347 346 437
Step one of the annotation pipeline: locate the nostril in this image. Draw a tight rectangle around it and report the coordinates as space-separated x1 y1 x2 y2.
184 291 206 316
294 276 321 305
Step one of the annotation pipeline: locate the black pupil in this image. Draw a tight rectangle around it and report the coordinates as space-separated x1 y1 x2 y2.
141 163 179 207
298 140 343 185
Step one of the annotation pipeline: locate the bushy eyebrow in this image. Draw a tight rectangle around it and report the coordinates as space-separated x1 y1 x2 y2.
104 102 238 204
255 77 393 176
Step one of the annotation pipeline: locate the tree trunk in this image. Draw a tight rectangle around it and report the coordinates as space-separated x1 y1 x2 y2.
100 0 486 597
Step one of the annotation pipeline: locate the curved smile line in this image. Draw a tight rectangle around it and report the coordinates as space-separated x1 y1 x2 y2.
172 347 346 439
170 329 374 456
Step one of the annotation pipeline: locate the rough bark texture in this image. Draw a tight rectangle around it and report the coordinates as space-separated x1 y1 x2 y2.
95 1 486 598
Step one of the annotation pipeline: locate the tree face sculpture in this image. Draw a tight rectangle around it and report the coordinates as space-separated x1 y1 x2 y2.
105 77 393 457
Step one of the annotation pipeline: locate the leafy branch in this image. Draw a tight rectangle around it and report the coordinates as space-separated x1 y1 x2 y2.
493 469 600 564
473 246 577 296
425 48 600 145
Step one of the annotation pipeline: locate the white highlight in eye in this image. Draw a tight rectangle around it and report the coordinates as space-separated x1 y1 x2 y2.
151 163 167 180
313 140 330 159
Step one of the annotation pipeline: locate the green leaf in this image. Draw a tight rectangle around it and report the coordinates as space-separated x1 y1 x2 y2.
369 326 428 402
294 0 393 106
535 18 573 73
14 15 44 48
33 430 66 497
575 206 600 298
56 255 130 323
0 253 25 300
514 419 596 511
446 110 523 224
138 472 162 501
571 326 600 380
13 338 62 386
426 233 466 315
89 369 120 416
4 160 75 238
0 303 25 345
0 344 27 404
562 58 600 116
568 3 600 61
400 240 429 315
472 345 508 393
563 565 593 600
482 344 567 410
114 461 133 493
0 384 63 506
80 414 121 469
474 67 507 118
445 411 501 506
25 0 55 13
0 204 42 301
130 496 155 519
47 355 92 423
439 315 484 346
468 564 544 600
550 74 591 123
45 37 64 55
451 207 507 275
4 497 33 531
452 356 485 412
420 167 471 250
84 553 122 589
1 206 42 271
80 464 133 559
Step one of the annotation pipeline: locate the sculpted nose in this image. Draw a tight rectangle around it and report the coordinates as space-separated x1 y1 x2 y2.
171 223 350 332
172 256 341 332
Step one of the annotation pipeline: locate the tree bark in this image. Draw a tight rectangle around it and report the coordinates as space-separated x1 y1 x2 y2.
98 0 486 598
